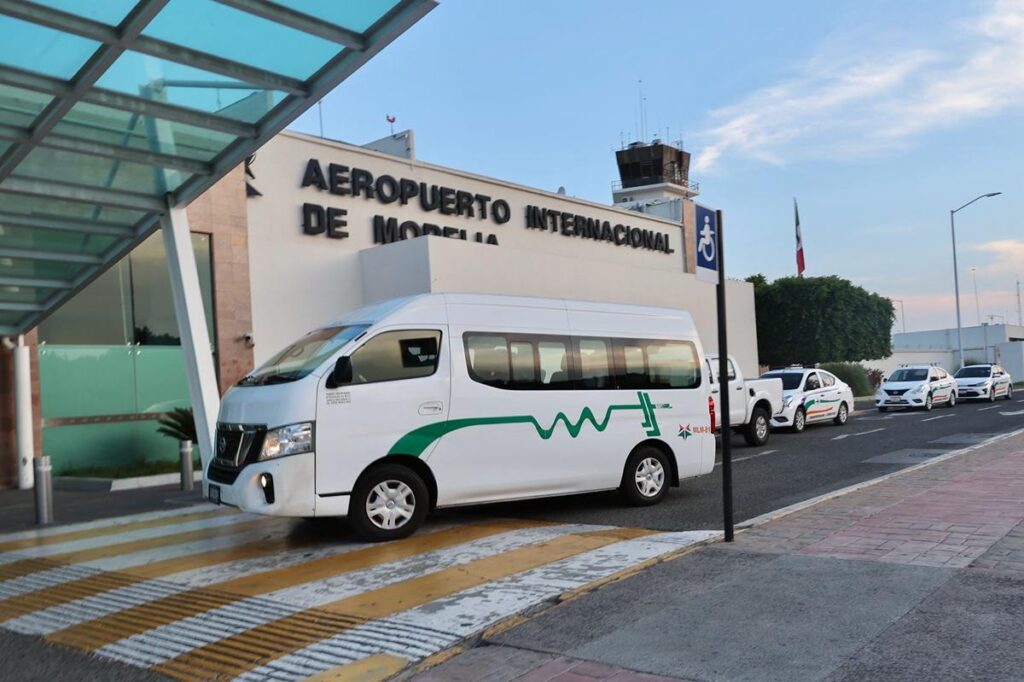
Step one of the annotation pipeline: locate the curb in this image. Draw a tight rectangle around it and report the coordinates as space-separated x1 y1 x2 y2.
56 470 203 492
736 426 1024 529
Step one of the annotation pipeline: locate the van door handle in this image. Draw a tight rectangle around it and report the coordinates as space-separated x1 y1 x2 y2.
418 401 444 416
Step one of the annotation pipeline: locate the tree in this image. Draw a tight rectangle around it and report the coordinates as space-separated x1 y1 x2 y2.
746 274 894 367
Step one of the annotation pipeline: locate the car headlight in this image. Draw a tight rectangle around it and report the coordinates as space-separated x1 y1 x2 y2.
260 422 314 460
911 385 926 394
784 395 795 407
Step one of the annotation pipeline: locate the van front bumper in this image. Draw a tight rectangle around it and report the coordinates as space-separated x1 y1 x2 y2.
205 452 316 517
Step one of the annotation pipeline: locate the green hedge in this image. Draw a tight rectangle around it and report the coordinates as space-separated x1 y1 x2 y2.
819 362 873 397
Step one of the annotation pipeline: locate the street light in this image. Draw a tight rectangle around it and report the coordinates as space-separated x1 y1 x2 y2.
892 299 906 333
971 267 981 325
950 192 1001 368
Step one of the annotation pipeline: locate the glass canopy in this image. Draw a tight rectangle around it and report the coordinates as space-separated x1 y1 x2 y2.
0 0 435 335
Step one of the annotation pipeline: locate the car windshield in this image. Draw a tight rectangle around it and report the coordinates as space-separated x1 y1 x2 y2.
239 325 369 386
761 372 804 390
888 368 928 382
955 367 992 378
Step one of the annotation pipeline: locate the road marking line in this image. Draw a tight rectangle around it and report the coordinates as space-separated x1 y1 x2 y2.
43 520 544 651
93 524 598 668
921 414 955 422
1000 409 1024 416
714 449 778 466
238 531 716 682
978 405 1001 411
148 527 654 681
0 508 232 555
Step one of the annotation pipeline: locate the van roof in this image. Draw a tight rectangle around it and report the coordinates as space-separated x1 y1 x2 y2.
331 292 696 327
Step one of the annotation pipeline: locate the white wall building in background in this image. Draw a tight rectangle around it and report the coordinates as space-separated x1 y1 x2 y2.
245 131 761 374
867 323 1024 379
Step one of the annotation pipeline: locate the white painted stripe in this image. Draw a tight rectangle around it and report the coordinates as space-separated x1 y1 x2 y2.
95 524 607 668
240 531 717 682
978 405 1000 411
0 513 258 565
835 427 886 441
921 414 954 422
0 504 221 545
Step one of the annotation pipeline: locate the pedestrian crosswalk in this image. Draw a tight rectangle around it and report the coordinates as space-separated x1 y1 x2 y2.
0 504 715 681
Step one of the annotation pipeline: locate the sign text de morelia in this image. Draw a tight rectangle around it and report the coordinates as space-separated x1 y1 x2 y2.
298 158 674 254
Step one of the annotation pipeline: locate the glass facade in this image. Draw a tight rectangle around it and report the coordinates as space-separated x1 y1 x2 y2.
38 233 215 474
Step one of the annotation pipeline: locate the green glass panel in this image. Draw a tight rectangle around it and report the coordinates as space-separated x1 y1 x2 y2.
145 0 340 80
0 285 54 304
0 85 52 129
0 16 99 79
15 147 187 194
54 101 236 162
276 0 399 32
38 345 135 418
38 261 132 344
43 421 181 475
135 346 190 413
97 51 286 122
0 224 116 254
0 194 145 227
0 141 9 157
0 257 86 280
39 0 136 26
0 310 26 326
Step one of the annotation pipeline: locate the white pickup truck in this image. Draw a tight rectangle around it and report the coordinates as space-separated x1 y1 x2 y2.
705 354 785 446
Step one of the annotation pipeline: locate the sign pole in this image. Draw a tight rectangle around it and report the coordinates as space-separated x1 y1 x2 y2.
715 209 734 542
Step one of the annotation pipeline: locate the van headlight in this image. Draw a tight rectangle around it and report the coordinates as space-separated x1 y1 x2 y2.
260 422 314 460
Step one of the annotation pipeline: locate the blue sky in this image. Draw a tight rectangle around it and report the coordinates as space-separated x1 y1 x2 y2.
290 0 1024 332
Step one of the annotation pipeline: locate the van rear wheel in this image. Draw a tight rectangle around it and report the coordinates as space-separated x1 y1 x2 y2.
349 464 428 542
620 446 671 507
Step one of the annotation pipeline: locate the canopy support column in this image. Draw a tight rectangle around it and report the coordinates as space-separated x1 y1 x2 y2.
161 201 219 476
14 334 34 490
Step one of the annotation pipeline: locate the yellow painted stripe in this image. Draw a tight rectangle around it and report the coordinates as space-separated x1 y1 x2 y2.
0 517 279 583
303 653 408 681
0 524 312 622
0 508 233 554
152 527 653 681
46 519 543 652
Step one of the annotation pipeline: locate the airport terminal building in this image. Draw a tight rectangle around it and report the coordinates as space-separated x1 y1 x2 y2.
0 132 759 483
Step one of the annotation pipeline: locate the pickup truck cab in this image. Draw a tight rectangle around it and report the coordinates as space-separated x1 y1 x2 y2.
705 354 784 446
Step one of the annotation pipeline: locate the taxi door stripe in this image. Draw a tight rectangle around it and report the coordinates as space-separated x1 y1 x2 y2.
0 504 223 546
95 524 597 668
0 507 231 554
244 530 715 681
44 520 544 651
0 513 264 568
148 528 653 681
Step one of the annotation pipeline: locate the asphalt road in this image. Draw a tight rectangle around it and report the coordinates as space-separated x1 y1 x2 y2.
454 396 1024 531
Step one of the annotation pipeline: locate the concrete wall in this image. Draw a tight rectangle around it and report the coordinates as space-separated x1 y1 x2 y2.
248 131 760 373
865 350 957 377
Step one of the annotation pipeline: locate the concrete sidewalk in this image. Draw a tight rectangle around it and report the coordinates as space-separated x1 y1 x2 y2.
416 428 1024 681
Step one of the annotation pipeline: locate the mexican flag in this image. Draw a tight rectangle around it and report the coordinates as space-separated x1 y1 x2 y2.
794 198 805 276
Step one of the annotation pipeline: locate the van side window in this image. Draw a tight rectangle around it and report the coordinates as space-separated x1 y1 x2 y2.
349 330 441 384
510 341 536 383
576 338 613 389
539 340 570 388
647 341 701 388
465 335 510 386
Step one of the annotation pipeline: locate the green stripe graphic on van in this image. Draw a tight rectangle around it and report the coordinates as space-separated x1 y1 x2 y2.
389 391 668 457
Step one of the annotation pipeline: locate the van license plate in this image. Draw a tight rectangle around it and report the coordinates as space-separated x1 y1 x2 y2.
208 484 221 504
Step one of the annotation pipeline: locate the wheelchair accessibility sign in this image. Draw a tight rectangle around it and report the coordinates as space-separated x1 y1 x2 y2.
695 204 718 283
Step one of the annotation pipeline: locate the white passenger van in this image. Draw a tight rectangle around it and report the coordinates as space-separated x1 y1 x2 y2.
207 294 716 541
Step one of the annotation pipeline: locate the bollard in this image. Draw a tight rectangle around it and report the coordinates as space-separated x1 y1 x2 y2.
34 456 53 526
180 440 194 492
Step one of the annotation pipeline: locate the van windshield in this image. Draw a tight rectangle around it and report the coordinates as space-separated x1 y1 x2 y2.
239 325 369 386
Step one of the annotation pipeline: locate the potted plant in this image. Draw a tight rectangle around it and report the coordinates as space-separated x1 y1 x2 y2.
157 408 198 489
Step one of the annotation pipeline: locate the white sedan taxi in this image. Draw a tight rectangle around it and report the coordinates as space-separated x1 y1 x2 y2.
760 368 854 433
875 365 956 411
954 364 1014 401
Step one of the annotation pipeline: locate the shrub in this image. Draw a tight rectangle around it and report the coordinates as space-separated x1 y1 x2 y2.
156 407 196 443
866 367 885 389
819 362 873 397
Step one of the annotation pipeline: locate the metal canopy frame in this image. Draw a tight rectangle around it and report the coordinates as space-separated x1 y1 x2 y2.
0 0 436 328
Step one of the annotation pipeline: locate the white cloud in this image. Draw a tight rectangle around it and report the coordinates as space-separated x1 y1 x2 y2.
971 239 1024 276
693 0 1024 172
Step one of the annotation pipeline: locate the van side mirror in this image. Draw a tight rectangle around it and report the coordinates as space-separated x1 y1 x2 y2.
326 356 352 389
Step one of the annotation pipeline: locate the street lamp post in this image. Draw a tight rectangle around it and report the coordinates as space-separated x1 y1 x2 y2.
892 299 906 333
971 268 981 325
950 192 1001 369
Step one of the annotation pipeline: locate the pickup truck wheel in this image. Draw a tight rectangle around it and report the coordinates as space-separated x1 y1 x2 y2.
792 407 806 433
833 402 849 425
743 407 770 446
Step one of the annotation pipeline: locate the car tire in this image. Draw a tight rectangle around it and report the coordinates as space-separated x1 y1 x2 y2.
348 464 428 542
878 406 888 413
947 391 957 408
792 407 806 433
989 387 997 402
743 407 771 447
1006 385 1014 400
923 394 933 411
620 446 671 507
833 402 849 425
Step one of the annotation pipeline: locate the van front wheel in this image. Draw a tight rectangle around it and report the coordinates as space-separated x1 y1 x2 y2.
349 464 428 542
620 446 671 507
